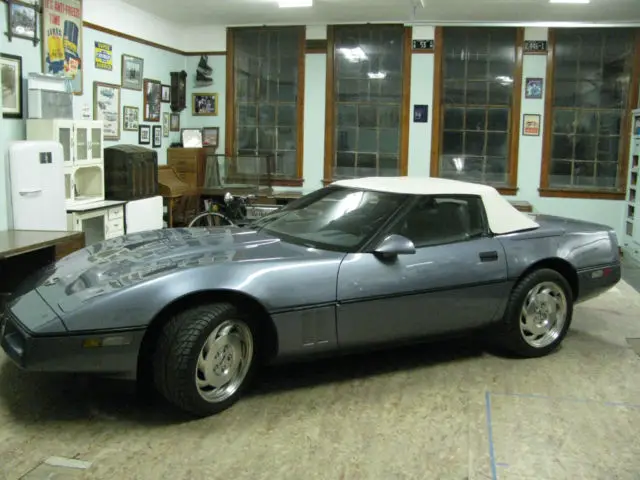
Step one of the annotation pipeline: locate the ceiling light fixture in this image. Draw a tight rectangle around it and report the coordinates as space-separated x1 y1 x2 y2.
548 0 590 4
278 0 312 7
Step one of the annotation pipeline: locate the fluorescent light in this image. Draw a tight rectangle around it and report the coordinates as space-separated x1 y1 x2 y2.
549 0 590 3
368 71 386 79
278 0 312 7
338 46 367 62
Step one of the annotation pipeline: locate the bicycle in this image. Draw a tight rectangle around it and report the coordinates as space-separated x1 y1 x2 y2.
188 192 256 227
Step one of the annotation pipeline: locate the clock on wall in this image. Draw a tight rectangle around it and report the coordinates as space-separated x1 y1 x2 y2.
170 70 187 113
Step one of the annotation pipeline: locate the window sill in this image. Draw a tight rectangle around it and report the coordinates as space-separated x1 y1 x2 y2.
538 188 626 200
226 176 304 188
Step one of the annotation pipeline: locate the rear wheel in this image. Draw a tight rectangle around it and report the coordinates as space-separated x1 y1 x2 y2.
153 303 256 417
499 268 573 358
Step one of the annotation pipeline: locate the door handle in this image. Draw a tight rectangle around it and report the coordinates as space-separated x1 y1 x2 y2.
479 251 499 262
19 189 42 195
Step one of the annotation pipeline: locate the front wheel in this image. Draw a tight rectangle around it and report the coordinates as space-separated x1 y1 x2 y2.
498 268 573 358
188 212 235 228
153 303 256 417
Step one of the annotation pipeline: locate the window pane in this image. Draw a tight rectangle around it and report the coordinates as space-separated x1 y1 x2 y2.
487 109 509 131
466 108 486 131
332 24 405 178
548 27 635 189
444 108 464 130
233 27 302 177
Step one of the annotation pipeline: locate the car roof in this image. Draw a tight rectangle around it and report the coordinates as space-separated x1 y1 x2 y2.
330 176 539 235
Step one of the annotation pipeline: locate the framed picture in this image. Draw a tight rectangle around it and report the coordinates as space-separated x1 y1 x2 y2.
525 77 543 99
192 93 218 116
181 128 203 148
161 84 171 103
170 113 180 132
202 126 220 148
139 124 151 145
143 78 162 122
0 53 23 119
121 54 143 91
163 112 170 137
152 125 162 148
93 82 121 141
42 0 82 95
7 0 39 43
523 114 541 136
123 105 139 131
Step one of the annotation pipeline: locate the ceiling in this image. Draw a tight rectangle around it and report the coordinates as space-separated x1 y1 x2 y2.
124 0 640 26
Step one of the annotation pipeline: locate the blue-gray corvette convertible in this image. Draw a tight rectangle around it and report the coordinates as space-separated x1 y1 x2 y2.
0 177 621 417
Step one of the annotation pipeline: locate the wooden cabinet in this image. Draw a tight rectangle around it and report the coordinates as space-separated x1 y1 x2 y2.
167 148 206 187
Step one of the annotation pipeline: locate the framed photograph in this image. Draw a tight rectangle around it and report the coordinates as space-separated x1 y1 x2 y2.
143 78 162 122
170 113 180 132
42 0 83 95
163 112 170 137
123 105 139 131
7 0 39 43
202 126 220 148
0 53 23 119
93 81 121 141
161 84 171 103
139 124 151 145
181 128 203 148
192 93 218 116
121 54 143 91
523 114 541 137
525 77 543 99
152 125 162 148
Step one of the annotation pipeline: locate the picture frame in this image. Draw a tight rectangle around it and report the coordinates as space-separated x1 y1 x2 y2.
0 53 23 119
525 77 543 99
152 125 162 148
192 93 218 116
139 124 151 145
123 105 139 131
161 84 171 103
170 113 180 132
181 128 203 148
121 54 143 91
42 0 82 95
143 78 162 122
202 126 220 148
163 112 170 137
523 113 541 137
93 81 121 141
6 0 40 45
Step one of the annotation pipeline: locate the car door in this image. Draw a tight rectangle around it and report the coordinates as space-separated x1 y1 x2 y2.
335 194 510 349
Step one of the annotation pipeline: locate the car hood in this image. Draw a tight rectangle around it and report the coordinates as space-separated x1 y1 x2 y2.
24 227 306 302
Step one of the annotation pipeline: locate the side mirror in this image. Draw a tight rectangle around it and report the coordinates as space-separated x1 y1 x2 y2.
373 234 416 257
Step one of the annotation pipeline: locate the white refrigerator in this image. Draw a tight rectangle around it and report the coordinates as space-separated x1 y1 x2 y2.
8 140 67 231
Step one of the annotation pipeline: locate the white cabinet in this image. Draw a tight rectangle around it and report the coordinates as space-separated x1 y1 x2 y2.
67 201 127 246
27 119 104 167
622 108 640 263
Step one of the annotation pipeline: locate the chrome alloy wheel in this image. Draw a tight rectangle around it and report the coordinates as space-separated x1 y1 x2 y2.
519 281 568 349
195 319 253 403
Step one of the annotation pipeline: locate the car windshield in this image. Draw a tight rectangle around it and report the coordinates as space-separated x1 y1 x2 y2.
254 186 407 252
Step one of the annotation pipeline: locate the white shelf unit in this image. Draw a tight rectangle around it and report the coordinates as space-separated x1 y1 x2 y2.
622 108 640 263
27 119 105 208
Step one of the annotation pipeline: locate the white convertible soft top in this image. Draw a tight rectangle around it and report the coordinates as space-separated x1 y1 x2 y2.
331 176 539 235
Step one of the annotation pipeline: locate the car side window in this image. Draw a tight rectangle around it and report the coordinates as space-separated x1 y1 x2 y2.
390 195 485 248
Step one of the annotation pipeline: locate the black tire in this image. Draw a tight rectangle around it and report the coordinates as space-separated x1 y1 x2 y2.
498 268 574 358
153 302 257 417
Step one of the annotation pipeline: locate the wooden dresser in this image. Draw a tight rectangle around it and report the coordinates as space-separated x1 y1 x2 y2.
167 148 207 188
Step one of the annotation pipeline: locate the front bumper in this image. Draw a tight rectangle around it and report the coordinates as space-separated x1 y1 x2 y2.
0 308 145 374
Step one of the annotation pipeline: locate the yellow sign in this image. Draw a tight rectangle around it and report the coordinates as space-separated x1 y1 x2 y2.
94 42 113 71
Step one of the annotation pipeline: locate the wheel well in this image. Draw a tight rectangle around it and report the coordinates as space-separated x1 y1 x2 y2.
137 290 279 376
518 257 579 300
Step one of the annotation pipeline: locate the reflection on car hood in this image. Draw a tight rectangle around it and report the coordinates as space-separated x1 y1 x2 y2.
28 227 301 300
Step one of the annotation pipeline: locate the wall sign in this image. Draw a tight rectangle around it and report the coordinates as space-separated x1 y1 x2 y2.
412 39 434 51
413 105 428 123
524 40 548 54
94 42 113 71
42 0 83 95
525 77 543 99
523 114 541 136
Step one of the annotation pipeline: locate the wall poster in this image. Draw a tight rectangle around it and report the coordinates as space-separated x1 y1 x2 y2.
94 41 113 71
42 0 83 95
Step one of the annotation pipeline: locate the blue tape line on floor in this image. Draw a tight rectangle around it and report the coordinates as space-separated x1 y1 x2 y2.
485 391 498 480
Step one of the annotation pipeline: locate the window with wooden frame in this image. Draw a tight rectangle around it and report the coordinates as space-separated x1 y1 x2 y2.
225 26 305 187
431 27 524 195
324 25 411 183
540 28 640 199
